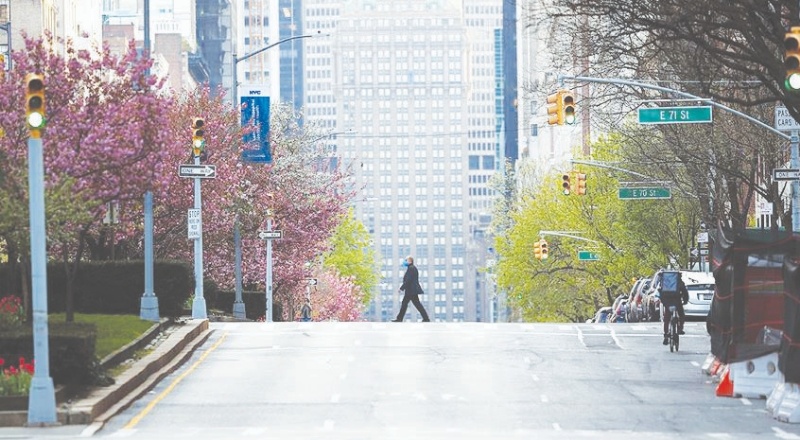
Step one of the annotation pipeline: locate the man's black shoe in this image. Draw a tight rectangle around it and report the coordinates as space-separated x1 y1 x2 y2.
679 330 686 335
422 320 430 322
662 336 669 345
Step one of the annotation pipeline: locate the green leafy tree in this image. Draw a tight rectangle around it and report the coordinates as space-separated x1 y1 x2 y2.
323 209 379 306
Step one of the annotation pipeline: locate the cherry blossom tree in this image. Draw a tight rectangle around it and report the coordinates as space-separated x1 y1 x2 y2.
0 33 174 321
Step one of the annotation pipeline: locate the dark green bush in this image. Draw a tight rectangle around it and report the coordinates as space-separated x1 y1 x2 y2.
0 260 193 318
211 290 282 321
0 323 105 385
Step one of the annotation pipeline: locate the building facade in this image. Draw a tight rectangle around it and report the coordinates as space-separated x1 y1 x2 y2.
303 0 503 322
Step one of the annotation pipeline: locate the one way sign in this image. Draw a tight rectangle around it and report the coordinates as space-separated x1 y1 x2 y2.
773 168 800 181
178 164 217 179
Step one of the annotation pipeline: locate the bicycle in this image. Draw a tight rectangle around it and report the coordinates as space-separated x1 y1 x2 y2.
667 305 680 352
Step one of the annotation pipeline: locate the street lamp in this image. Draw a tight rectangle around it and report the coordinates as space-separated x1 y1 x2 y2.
232 31 327 107
231 31 328 320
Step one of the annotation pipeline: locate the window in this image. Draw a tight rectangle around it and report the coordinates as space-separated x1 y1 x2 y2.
468 155 480 170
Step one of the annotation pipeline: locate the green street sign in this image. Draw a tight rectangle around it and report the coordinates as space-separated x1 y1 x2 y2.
578 251 600 261
638 106 712 125
618 187 672 200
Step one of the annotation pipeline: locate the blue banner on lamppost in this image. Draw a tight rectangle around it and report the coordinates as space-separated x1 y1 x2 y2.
240 87 271 164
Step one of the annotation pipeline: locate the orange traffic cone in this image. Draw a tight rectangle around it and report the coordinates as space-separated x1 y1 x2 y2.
716 367 734 397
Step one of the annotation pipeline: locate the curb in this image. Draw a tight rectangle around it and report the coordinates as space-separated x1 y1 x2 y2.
0 318 211 427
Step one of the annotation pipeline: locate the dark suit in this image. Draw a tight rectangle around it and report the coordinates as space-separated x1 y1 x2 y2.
395 263 430 321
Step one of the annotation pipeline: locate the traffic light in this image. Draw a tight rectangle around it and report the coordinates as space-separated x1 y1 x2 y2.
786 27 800 91
533 239 543 260
575 172 587 195
191 117 205 157
562 173 571 195
25 74 46 137
540 239 548 260
562 91 576 125
546 91 564 125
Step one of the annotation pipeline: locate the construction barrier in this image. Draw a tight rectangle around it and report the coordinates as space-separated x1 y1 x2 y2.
767 380 800 423
729 351 781 399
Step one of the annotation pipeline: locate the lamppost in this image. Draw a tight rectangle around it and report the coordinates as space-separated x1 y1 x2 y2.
230 32 326 320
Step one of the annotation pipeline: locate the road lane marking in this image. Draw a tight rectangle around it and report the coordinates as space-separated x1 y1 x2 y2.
610 328 624 349
773 427 800 439
576 327 586 347
691 361 701 367
123 332 228 430
540 394 549 403
740 397 752 406
531 374 540 382
331 393 340 403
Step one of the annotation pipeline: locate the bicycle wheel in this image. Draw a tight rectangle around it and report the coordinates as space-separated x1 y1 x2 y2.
670 316 679 352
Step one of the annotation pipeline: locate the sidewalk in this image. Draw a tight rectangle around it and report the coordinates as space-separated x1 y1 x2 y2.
0 317 212 433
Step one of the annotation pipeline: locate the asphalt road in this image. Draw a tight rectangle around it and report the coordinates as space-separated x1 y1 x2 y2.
9 321 800 439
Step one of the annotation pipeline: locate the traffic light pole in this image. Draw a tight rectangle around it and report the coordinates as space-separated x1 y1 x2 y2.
560 75 798 231
27 137 57 425
191 152 207 319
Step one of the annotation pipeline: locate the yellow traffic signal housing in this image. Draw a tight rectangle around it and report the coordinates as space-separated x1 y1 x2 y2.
546 91 564 125
191 117 205 157
562 173 571 195
575 172 587 195
562 91 576 125
540 239 548 259
533 240 543 260
786 27 800 91
25 74 46 137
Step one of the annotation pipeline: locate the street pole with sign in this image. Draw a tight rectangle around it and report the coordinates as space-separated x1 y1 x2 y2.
258 217 282 322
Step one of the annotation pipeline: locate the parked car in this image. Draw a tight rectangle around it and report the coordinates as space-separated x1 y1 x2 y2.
642 271 663 322
681 271 715 319
626 278 651 323
609 294 629 323
641 270 716 321
588 306 613 323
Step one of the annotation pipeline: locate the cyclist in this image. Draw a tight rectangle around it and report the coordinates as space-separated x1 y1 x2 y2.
655 270 689 345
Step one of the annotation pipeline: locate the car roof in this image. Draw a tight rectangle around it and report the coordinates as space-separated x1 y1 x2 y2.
681 271 714 285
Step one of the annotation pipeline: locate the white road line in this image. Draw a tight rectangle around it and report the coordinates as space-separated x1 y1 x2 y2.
323 420 335 430
706 434 732 439
773 427 800 439
576 326 586 348
540 394 549 403
531 373 540 382
330 393 340 403
610 328 624 349
80 423 104 437
552 423 562 431
272 345 281 349
242 428 267 436
691 361 701 367
739 397 752 406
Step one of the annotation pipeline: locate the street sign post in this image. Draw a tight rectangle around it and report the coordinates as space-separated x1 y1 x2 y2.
775 106 800 131
306 278 318 286
258 230 283 240
618 187 672 200
187 208 201 240
578 251 600 261
773 168 800 181
638 106 712 125
178 164 216 179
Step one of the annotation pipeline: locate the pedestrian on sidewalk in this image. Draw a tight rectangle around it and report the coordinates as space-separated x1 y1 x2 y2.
392 256 430 322
300 298 312 322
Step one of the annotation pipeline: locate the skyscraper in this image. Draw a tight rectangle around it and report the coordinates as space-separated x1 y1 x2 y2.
303 0 503 322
